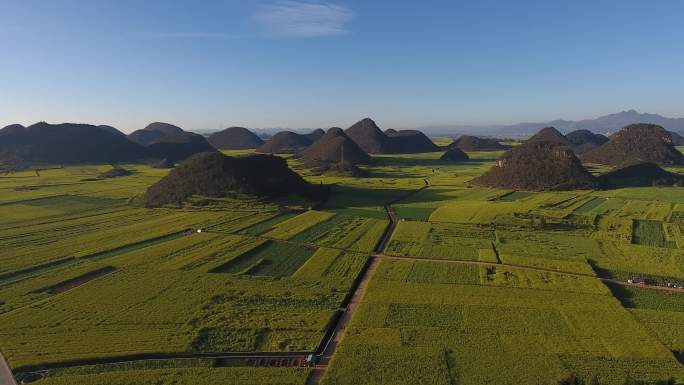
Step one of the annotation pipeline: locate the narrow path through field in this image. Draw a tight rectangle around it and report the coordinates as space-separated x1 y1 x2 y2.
305 178 429 385
305 256 381 385
0 353 19 385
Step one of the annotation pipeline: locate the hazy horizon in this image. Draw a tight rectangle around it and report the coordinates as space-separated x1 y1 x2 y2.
3 108 684 135
2 0 683 131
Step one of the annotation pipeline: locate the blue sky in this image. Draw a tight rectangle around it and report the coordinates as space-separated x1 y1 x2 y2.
1 0 683 132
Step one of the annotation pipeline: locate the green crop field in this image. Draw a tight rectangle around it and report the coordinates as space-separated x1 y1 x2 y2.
262 210 336 239
0 164 373 380
291 214 388 252
386 221 496 261
321 259 683 385
210 241 317 277
632 219 677 248
2 154 684 385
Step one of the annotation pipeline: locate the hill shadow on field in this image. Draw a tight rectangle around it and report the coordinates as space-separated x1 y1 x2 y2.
322 184 456 211
373 156 494 167
365 170 430 179
603 282 636 308
323 185 413 210
675 350 684 365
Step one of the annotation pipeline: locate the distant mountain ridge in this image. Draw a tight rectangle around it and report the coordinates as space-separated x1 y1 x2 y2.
190 110 684 139
420 110 684 137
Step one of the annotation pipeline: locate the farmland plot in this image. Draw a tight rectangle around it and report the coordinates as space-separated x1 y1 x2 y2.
632 219 677 248
262 210 335 239
0 195 123 228
591 215 633 243
0 164 169 204
0 266 357 368
209 241 316 277
0 259 114 313
291 214 387 252
482 265 610 294
623 200 674 221
591 242 684 280
393 205 435 221
238 211 300 236
429 200 522 224
0 208 228 274
495 228 600 275
322 259 683 385
607 283 684 313
574 196 607 213
631 309 684 354
292 248 368 280
386 221 495 261
101 232 266 272
606 285 684 373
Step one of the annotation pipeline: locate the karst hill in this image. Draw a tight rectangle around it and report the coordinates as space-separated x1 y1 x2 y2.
472 141 597 191
128 122 216 162
565 129 609 154
344 118 437 154
0 122 148 164
207 127 265 150
144 152 329 207
582 123 684 166
256 131 313 154
448 135 508 151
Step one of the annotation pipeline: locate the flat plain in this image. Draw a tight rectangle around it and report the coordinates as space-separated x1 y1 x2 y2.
1 150 684 384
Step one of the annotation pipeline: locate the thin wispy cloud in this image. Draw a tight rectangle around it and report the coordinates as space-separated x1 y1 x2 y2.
252 1 354 37
148 32 242 40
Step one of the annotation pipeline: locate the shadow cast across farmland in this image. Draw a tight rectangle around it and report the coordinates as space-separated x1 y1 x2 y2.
675 350 684 365
603 281 636 308
365 170 427 179
373 156 493 168
587 259 616 279
323 185 414 210
322 185 455 209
